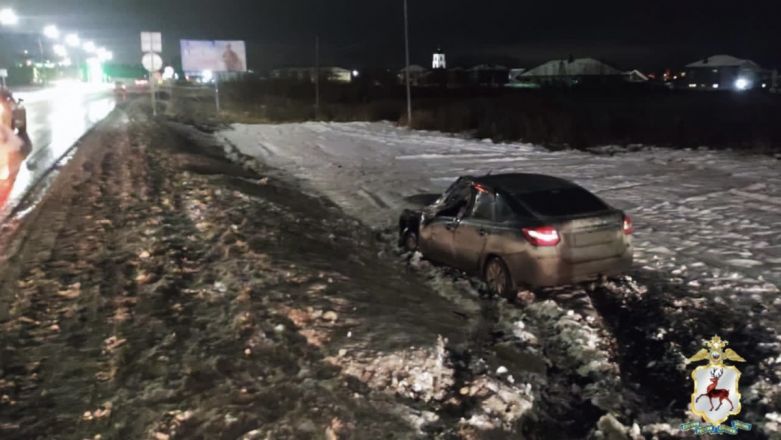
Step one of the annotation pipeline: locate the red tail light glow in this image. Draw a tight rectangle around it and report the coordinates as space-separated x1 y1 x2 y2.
472 183 489 193
623 214 633 235
522 226 560 247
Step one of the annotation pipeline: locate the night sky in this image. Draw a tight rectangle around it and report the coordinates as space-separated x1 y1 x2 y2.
9 0 781 72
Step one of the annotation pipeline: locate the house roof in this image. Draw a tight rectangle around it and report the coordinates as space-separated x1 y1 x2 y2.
686 54 760 69
625 69 649 81
468 64 508 71
520 58 622 77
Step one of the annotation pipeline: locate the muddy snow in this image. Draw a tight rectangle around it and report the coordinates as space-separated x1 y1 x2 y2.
3 105 621 439
1 106 779 439
221 121 781 438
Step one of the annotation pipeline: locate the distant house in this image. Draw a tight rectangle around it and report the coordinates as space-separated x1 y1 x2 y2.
508 68 527 82
322 67 353 83
520 58 624 86
467 65 509 86
682 55 763 91
270 66 353 83
398 65 428 85
507 68 543 88
624 69 650 83
270 67 309 81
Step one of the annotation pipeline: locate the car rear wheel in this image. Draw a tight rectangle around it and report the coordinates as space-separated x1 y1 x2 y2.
402 230 418 252
484 257 515 297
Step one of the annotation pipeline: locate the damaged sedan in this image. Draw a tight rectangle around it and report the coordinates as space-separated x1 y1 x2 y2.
399 173 633 294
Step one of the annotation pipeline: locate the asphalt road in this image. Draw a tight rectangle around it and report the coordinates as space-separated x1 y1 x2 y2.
0 83 115 217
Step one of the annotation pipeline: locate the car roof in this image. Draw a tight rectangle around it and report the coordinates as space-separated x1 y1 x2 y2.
471 173 577 194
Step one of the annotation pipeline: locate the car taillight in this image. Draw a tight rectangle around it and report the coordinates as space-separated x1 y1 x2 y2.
522 226 560 247
623 214 633 235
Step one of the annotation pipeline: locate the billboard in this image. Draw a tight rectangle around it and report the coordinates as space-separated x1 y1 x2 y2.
180 40 247 73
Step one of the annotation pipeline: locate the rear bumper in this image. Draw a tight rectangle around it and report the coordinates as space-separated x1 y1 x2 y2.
505 248 633 288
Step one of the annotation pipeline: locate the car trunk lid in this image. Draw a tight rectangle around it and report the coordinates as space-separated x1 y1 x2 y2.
556 211 626 263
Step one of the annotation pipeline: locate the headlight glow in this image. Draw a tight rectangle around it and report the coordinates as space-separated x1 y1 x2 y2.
734 77 750 90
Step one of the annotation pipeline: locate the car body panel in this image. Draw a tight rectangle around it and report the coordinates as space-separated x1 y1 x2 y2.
504 247 632 287
418 216 457 265
451 219 489 272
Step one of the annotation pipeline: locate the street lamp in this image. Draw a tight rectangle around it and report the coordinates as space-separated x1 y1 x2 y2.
403 0 412 127
53 44 68 58
0 8 18 26
97 49 113 62
43 25 60 39
65 33 80 47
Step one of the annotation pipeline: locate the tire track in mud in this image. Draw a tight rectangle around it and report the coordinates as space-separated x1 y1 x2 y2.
396 257 619 438
398 252 780 439
589 270 779 438
587 275 688 416
0 115 151 438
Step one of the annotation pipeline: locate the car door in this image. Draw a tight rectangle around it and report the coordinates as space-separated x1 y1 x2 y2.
419 216 457 264
419 187 472 266
451 188 494 273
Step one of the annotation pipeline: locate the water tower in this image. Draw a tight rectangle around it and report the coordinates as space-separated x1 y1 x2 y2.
432 47 446 70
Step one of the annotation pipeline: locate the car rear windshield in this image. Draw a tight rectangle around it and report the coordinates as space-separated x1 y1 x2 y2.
515 187 608 217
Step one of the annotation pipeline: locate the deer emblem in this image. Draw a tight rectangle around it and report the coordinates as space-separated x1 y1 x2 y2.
686 335 746 426
695 369 733 411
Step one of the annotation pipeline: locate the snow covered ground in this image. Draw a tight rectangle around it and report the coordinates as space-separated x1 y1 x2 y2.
220 121 781 436
221 121 780 296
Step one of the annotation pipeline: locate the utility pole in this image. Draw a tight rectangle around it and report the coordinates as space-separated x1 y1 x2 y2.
315 35 320 120
403 0 413 127
214 73 220 113
151 72 157 116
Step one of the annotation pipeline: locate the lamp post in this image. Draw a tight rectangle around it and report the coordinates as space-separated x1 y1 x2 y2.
0 8 19 87
315 35 320 120
403 0 412 127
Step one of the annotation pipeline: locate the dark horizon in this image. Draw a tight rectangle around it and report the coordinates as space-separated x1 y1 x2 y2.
9 0 781 72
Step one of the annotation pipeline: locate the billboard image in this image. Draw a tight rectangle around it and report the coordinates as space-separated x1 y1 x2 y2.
180 40 247 73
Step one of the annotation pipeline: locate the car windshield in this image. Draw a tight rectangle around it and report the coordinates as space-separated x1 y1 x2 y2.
515 186 608 217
